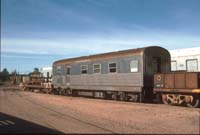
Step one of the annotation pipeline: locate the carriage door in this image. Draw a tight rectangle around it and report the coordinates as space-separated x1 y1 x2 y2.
65 65 71 85
152 57 161 73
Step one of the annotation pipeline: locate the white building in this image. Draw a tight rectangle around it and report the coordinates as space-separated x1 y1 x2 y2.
40 67 52 78
169 47 200 72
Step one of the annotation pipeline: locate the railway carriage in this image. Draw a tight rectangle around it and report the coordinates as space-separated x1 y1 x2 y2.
52 46 170 102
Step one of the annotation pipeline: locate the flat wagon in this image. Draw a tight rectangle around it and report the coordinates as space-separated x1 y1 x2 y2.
52 46 170 102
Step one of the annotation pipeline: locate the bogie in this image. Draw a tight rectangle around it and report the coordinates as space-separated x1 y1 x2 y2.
160 93 200 108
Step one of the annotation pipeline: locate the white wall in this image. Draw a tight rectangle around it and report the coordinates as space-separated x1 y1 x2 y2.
40 67 52 77
169 47 200 72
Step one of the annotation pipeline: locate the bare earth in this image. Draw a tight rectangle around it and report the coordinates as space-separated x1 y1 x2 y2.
0 87 200 134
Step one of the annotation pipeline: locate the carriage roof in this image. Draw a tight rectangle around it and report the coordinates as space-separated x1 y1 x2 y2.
53 46 168 66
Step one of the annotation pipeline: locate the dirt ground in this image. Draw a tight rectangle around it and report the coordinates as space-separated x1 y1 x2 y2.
0 86 199 134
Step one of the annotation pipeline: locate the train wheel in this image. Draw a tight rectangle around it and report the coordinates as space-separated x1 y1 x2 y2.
111 93 118 100
118 92 126 101
22 86 27 91
62 89 66 96
127 93 139 102
58 90 62 95
105 92 112 100
66 88 72 96
58 88 63 95
72 90 78 97
161 94 173 105
186 95 200 108
155 94 162 103
51 88 56 94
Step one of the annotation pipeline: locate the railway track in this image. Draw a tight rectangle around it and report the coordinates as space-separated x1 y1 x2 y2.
12 90 117 134
1 89 59 132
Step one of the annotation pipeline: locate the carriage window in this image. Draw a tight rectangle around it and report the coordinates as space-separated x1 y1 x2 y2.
171 61 177 71
57 65 61 70
109 63 117 73
130 60 138 72
66 66 71 75
186 59 198 71
93 64 101 73
81 65 88 74
56 66 61 74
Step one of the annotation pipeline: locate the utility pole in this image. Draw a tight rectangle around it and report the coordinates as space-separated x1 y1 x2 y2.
0 33 1 72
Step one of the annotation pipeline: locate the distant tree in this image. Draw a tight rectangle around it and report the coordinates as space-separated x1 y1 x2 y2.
29 68 41 77
0 68 9 81
10 69 17 75
9 70 18 84
33 68 39 73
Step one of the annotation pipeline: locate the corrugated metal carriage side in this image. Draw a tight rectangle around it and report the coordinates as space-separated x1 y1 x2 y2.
52 46 170 102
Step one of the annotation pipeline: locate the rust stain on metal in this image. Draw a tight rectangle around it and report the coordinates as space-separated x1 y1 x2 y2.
174 73 185 89
186 73 198 89
164 74 174 89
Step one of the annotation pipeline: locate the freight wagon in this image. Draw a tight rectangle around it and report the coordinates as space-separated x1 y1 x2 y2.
154 72 200 107
52 46 170 102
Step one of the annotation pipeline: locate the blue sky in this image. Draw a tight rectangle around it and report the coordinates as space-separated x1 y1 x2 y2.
1 0 200 73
